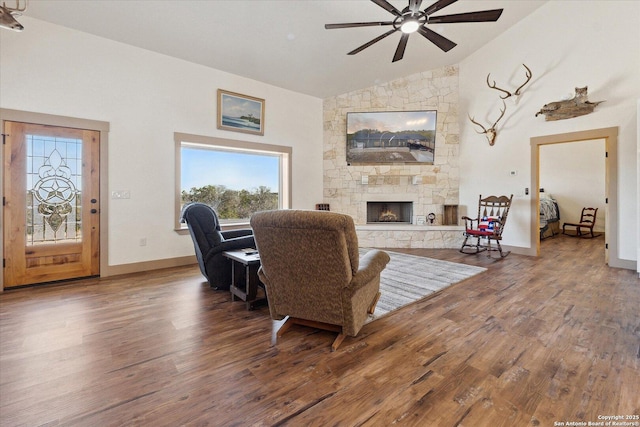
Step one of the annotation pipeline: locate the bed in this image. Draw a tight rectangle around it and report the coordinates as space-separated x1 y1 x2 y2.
540 192 560 239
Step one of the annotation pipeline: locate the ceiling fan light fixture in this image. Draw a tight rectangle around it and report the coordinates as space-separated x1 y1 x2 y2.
325 0 504 62
400 18 420 33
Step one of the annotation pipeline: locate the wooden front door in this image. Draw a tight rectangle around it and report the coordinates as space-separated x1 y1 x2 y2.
3 121 100 287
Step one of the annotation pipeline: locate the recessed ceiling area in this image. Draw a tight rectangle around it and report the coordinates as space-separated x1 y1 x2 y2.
23 0 547 98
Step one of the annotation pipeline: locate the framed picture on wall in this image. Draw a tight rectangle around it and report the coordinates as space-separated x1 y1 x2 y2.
217 89 265 136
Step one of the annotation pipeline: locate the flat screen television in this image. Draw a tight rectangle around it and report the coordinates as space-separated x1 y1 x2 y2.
346 110 437 164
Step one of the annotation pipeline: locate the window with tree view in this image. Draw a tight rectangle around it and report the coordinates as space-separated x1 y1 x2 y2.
177 134 291 226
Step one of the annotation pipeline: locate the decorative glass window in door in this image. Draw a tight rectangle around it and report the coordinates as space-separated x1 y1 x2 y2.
26 134 83 244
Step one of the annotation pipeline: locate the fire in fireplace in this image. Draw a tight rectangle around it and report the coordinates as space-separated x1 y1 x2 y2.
367 202 413 224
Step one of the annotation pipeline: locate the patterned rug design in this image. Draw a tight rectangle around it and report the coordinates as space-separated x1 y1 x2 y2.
360 249 487 321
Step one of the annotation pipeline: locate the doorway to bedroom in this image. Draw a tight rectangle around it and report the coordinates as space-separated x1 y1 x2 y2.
539 138 606 240
531 127 618 266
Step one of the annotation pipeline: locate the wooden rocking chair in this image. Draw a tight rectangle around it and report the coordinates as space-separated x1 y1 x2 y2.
562 207 600 238
460 194 513 258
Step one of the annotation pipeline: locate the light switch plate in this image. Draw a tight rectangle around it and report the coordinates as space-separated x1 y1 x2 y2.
111 190 131 199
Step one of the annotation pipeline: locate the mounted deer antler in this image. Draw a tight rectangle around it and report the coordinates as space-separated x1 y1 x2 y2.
468 100 506 146
486 64 532 99
0 0 27 32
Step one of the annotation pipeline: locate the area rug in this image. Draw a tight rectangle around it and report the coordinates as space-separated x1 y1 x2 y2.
360 249 487 321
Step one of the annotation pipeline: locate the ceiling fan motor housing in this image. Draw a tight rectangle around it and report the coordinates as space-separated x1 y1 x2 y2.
395 9 427 33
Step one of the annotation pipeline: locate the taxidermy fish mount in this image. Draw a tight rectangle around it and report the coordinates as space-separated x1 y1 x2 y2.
535 87 604 121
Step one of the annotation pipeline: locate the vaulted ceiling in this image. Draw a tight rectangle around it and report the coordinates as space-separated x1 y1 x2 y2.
24 0 547 98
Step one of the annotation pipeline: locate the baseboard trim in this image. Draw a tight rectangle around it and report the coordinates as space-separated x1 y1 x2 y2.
102 255 197 277
608 258 637 271
502 245 536 257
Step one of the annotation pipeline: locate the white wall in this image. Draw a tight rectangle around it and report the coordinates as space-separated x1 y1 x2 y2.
539 139 606 232
459 1 639 262
0 17 324 267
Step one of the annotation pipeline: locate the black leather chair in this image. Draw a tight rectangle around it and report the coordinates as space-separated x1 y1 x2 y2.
180 203 255 290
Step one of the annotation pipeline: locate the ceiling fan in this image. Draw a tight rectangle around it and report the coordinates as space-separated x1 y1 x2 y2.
325 0 503 62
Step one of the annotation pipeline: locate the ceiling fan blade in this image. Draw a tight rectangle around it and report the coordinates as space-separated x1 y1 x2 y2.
429 9 504 23
325 21 394 29
423 0 457 16
370 0 402 17
409 0 423 14
393 33 410 62
348 29 398 55
417 26 456 52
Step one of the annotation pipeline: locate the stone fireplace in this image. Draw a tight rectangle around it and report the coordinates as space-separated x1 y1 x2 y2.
322 65 462 248
367 201 413 224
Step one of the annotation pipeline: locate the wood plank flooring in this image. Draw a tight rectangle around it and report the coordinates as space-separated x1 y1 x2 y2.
1 235 638 426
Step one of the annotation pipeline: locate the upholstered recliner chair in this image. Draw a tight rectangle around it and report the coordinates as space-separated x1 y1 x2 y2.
181 203 255 290
250 209 390 351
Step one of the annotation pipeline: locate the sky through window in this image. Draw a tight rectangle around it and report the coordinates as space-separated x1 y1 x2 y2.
181 147 279 192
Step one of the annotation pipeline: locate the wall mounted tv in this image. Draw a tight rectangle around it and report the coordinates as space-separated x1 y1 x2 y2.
346 110 437 164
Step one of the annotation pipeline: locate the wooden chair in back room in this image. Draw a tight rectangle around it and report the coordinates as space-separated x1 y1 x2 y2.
562 207 600 238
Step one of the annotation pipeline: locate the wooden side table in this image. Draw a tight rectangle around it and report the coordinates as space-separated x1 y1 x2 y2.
222 249 267 310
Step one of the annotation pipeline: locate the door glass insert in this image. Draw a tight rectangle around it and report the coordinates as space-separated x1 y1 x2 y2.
26 134 83 245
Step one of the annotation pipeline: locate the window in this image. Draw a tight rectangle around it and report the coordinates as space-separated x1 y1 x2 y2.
175 133 291 229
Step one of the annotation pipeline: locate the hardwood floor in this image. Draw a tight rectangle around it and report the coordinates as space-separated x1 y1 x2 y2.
1 235 638 426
